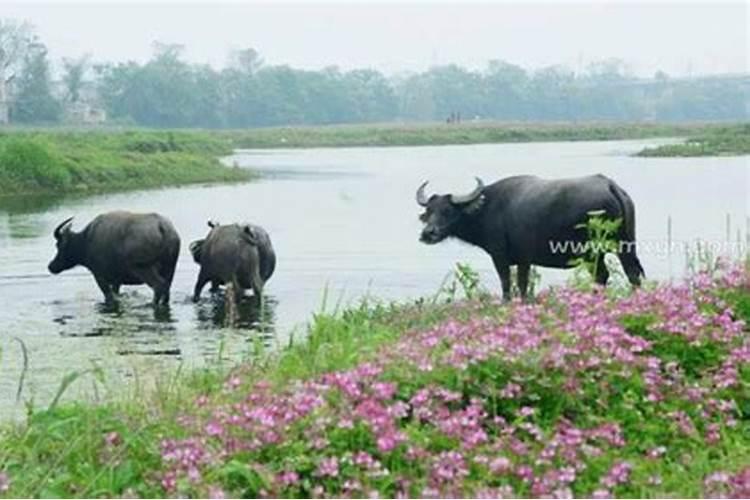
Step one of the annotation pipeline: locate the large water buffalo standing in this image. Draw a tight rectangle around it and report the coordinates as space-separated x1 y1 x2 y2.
416 174 644 301
48 211 181 306
190 221 276 303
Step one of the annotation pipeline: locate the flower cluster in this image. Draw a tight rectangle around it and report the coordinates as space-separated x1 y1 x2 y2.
155 263 750 498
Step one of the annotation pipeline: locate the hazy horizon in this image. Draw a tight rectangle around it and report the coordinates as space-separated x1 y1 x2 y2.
1 1 748 77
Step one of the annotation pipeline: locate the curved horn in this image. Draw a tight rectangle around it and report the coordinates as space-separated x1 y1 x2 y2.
416 181 430 207
450 177 485 205
53 217 74 239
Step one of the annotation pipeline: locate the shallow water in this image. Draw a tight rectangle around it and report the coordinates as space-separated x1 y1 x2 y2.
0 139 747 419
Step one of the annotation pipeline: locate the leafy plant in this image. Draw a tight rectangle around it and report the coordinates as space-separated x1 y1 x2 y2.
569 209 622 288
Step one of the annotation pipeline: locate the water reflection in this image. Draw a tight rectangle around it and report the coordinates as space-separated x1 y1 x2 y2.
0 194 70 240
0 193 70 215
195 292 278 332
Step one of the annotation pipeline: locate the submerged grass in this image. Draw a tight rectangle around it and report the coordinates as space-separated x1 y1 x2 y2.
636 123 750 157
1 261 749 498
0 130 251 196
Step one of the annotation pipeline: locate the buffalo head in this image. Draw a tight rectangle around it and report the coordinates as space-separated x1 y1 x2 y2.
48 217 77 274
416 177 485 244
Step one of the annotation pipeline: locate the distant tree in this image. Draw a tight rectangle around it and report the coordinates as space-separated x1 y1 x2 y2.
62 54 90 103
527 65 576 120
344 69 397 122
397 72 436 121
585 58 630 83
0 18 33 124
151 41 185 64
11 38 61 123
483 60 529 119
229 47 263 75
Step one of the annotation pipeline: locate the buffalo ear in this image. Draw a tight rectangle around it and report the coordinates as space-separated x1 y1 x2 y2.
207 220 219 228
189 239 204 264
461 194 486 215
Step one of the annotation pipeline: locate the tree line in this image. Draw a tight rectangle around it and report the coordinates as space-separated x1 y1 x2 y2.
1 18 747 127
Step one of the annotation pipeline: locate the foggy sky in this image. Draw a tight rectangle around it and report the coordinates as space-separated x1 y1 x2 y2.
2 1 748 77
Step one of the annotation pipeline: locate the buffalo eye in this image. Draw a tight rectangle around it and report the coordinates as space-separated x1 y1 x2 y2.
419 212 428 222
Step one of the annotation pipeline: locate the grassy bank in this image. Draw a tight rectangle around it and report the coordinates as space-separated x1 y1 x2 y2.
222 122 727 149
1 122 743 197
636 124 750 157
0 130 250 196
1 263 749 498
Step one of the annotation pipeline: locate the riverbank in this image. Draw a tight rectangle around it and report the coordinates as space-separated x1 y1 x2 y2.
0 123 743 197
636 124 750 157
0 130 251 197
221 121 727 149
1 263 748 498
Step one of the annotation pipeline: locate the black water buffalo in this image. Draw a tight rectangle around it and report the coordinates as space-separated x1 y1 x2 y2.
416 174 644 300
190 221 276 302
48 211 181 305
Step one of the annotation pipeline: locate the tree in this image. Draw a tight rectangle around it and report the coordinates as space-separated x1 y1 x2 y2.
0 18 33 124
62 54 90 103
11 38 61 123
229 47 263 75
483 60 529 119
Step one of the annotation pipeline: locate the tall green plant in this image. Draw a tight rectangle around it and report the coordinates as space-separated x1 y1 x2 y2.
569 210 622 288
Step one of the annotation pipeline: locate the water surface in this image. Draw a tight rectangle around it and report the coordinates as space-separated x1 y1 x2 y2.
0 139 747 419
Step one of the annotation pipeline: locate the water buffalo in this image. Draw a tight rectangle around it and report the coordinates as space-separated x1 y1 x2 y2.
48 211 181 305
416 174 644 300
190 221 276 302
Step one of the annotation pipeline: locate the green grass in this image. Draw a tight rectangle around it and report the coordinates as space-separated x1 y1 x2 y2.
0 130 251 196
636 123 750 157
220 121 728 149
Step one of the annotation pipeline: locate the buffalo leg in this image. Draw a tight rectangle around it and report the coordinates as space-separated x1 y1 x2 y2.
491 255 512 302
94 276 116 305
517 264 531 301
193 270 210 302
132 265 168 306
159 248 179 301
618 252 643 287
250 265 264 300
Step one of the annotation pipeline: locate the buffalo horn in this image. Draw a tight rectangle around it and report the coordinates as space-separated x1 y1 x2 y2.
450 177 485 204
53 217 74 239
416 181 430 206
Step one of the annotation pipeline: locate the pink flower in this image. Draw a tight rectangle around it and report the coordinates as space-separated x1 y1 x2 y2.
488 457 512 474
601 461 632 488
647 446 667 459
208 485 225 499
104 431 121 447
372 382 397 400
316 457 339 478
0 472 9 493
204 421 223 436
277 470 299 486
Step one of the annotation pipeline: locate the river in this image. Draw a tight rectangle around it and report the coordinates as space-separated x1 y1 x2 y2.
0 139 747 419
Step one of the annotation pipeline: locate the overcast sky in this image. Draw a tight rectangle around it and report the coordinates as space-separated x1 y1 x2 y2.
1 1 748 77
